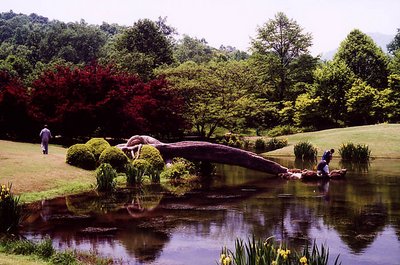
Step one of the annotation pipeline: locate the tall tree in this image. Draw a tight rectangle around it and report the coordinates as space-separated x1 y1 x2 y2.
251 12 313 101
334 29 389 88
387 28 400 54
103 19 174 81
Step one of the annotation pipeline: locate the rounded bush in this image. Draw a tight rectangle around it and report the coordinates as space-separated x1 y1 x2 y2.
255 138 266 150
138 145 165 172
99 146 129 172
66 144 96 170
126 159 152 185
86 138 110 160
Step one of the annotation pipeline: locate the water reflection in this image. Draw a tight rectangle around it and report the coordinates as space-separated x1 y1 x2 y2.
21 159 400 265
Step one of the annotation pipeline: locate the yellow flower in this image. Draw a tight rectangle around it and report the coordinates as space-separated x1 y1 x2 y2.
219 254 226 264
300 256 308 263
223 256 231 265
271 261 277 265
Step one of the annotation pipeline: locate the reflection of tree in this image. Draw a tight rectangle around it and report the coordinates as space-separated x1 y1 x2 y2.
339 161 370 173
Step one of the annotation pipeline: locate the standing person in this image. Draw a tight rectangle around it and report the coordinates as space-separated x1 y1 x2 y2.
39 125 52 154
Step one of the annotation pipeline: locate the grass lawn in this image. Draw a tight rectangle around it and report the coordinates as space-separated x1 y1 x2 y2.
0 140 95 203
0 253 48 265
260 124 400 158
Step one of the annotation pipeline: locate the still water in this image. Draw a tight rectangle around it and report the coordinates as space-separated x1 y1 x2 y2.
21 158 400 265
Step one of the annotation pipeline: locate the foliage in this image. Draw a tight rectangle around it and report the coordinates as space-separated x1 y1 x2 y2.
387 28 400 54
49 250 78 265
254 138 266 151
139 145 165 172
85 138 110 161
0 183 23 232
218 133 245 148
1 237 54 260
157 60 262 137
251 12 314 101
268 125 301 137
294 141 318 160
339 142 371 162
126 159 151 185
334 29 389 88
345 79 379 125
160 161 190 181
98 146 128 172
293 93 323 128
0 70 32 140
312 60 355 125
66 144 96 170
29 64 186 139
95 163 117 192
102 18 174 81
255 138 288 152
218 236 341 265
174 34 213 63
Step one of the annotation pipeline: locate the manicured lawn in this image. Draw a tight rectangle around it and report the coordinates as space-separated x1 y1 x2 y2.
0 253 48 265
260 124 400 158
0 140 95 203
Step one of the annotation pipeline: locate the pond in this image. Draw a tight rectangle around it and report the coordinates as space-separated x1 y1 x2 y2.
21 158 400 265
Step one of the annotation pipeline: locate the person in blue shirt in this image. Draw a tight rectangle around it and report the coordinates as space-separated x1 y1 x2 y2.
322 149 335 163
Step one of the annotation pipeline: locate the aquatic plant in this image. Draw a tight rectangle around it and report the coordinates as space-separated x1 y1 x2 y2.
125 159 151 185
96 163 117 192
339 142 370 161
294 141 318 160
218 236 341 265
0 183 23 232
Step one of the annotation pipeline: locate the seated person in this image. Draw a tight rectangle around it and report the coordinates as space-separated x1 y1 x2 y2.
317 160 330 177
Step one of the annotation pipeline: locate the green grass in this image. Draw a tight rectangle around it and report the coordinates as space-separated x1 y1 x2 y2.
0 252 49 265
0 140 95 203
253 124 400 158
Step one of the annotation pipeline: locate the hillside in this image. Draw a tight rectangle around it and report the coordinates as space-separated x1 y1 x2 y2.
264 124 400 158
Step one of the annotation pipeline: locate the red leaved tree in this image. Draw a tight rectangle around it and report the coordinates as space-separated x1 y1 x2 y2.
0 70 32 140
29 64 187 139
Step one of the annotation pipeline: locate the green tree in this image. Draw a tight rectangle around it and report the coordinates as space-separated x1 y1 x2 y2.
293 93 322 128
345 79 379 125
334 29 389 88
174 35 213 63
251 12 313 101
103 19 174 81
389 50 400 75
157 60 261 137
387 28 400 54
313 60 355 125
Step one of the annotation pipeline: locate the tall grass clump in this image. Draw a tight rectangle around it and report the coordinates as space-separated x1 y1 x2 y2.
0 183 23 232
339 142 371 161
96 163 117 192
294 141 318 160
218 236 341 265
125 159 151 185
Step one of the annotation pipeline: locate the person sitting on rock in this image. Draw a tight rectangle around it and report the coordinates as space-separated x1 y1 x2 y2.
317 160 330 177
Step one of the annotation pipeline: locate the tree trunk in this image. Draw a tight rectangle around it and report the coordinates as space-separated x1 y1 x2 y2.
152 141 288 175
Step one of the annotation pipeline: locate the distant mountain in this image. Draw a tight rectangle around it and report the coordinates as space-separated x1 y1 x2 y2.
321 32 395 61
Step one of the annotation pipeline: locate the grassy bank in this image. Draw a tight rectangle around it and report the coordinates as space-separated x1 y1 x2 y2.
260 124 400 158
0 140 95 203
0 253 48 265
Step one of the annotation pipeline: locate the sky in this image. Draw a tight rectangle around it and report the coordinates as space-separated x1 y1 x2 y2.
0 0 399 56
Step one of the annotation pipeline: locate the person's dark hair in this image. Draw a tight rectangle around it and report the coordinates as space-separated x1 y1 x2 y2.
330 148 335 153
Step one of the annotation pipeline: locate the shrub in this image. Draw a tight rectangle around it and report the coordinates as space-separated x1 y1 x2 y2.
339 142 371 161
219 133 245 148
268 125 301 137
35 238 54 259
254 138 266 151
126 159 151 185
160 162 190 181
66 144 96 170
294 141 318 160
0 183 23 232
137 145 165 182
265 138 288 151
99 146 129 172
96 163 117 192
50 250 78 265
85 138 110 160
